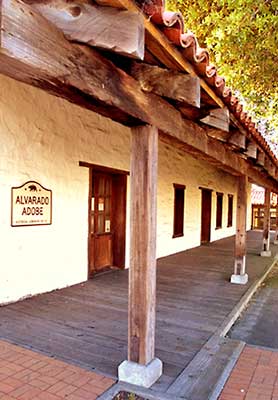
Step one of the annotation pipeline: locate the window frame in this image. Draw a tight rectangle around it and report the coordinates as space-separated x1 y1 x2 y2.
173 183 186 238
227 194 233 227
216 192 223 229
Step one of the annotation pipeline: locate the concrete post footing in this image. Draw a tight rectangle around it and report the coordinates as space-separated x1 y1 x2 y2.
274 240 278 245
118 358 163 388
230 274 248 285
260 250 272 257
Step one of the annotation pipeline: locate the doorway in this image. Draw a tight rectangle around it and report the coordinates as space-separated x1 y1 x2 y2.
201 188 212 243
88 168 127 276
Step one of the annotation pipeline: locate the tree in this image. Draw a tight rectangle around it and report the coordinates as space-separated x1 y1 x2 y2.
167 0 278 132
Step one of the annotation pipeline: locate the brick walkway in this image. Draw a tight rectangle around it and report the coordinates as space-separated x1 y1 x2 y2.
0 340 115 400
219 345 278 400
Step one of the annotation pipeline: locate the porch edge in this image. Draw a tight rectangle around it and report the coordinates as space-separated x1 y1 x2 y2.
166 256 278 397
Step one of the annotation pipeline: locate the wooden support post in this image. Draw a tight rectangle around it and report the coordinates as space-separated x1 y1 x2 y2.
274 205 278 245
274 207 278 245
231 175 248 285
261 188 271 256
118 125 162 388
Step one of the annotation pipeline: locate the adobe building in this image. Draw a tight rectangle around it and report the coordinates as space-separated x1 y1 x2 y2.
0 0 277 387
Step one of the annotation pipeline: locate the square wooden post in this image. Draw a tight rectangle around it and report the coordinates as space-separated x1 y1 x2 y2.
261 188 271 256
274 206 278 245
231 175 248 284
118 125 162 388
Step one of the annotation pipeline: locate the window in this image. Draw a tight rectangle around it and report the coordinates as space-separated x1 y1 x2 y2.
227 194 233 227
216 192 223 229
173 184 185 238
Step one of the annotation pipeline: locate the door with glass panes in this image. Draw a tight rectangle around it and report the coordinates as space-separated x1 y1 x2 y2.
89 170 127 276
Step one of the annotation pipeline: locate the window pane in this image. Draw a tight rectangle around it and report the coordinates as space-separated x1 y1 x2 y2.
98 197 105 211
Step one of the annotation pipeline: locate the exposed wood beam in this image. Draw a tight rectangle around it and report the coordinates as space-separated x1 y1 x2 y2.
205 128 229 143
130 62 200 107
265 157 276 178
178 104 208 121
95 0 123 7
200 108 229 132
97 0 227 109
96 0 278 173
244 141 257 159
1 0 278 193
205 127 245 150
25 0 145 59
257 150 265 167
228 130 246 149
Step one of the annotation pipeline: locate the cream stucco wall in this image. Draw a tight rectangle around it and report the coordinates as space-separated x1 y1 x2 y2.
157 142 245 257
0 75 251 304
0 75 131 304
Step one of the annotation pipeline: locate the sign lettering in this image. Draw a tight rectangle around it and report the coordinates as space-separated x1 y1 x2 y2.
11 181 52 226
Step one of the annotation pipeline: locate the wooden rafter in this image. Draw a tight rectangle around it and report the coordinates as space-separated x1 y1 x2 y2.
200 108 230 132
97 0 278 174
244 141 257 159
130 62 200 107
24 0 145 60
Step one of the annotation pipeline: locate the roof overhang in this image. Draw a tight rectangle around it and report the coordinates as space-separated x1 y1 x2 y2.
1 0 277 191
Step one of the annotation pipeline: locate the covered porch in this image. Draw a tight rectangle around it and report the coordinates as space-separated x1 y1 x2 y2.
0 231 276 394
1 0 278 391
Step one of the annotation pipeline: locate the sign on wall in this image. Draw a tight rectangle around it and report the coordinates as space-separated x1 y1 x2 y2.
11 181 52 227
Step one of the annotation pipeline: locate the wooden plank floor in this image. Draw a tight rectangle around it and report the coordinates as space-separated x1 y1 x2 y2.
0 231 275 393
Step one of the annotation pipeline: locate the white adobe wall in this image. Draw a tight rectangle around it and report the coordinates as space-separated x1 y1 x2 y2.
0 75 131 304
157 142 246 257
0 75 251 304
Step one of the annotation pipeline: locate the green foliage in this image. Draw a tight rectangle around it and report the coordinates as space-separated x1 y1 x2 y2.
167 0 278 131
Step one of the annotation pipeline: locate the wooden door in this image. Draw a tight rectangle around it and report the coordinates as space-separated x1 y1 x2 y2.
89 170 127 276
90 172 113 273
201 189 212 243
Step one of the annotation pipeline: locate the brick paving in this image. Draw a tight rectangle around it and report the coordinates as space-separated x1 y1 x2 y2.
219 345 278 400
0 340 115 400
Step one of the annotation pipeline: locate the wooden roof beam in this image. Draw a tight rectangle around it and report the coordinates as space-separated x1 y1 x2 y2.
244 140 257 159
228 130 246 150
96 0 278 173
25 0 145 60
130 62 200 108
205 127 246 150
265 157 276 179
97 0 227 109
1 0 278 193
205 128 230 142
257 150 266 168
200 108 229 132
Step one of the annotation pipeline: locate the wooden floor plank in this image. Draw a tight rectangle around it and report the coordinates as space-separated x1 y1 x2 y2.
0 230 274 392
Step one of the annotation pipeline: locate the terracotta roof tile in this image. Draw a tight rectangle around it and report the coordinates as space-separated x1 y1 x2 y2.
251 188 278 205
139 0 277 164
